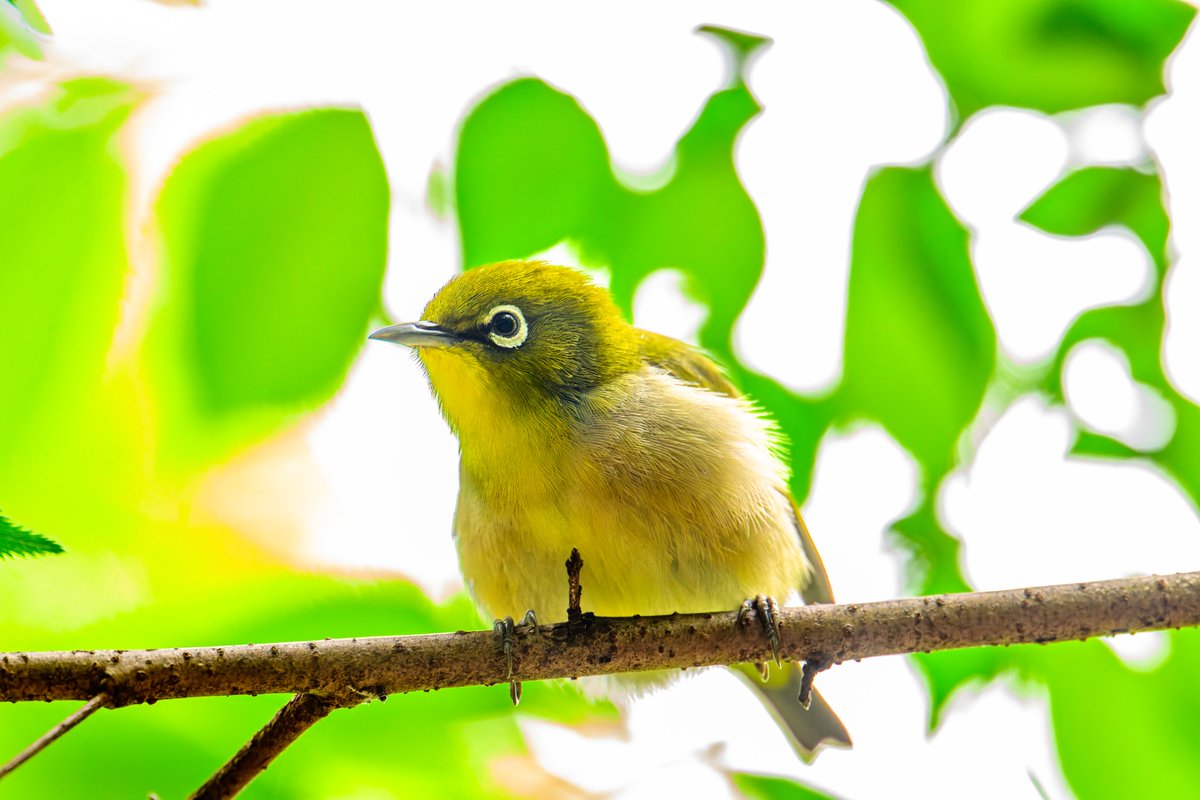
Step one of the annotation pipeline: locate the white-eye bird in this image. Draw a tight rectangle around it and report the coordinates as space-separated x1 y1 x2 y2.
370 260 850 757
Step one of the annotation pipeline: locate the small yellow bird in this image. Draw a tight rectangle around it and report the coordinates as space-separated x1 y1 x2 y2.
371 260 850 757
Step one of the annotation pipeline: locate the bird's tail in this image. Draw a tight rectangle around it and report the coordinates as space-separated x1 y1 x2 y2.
732 662 851 761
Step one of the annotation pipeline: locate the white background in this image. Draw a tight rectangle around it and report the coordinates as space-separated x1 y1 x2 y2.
11 1 1200 797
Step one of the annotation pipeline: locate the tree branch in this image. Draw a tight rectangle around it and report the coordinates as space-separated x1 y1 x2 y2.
0 693 107 779
190 693 350 800
0 571 1196 707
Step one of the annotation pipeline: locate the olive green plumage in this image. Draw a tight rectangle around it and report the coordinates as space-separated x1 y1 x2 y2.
422 262 642 407
373 259 850 757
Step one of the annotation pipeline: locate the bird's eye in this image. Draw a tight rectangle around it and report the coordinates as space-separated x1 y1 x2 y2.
491 312 519 337
485 305 528 348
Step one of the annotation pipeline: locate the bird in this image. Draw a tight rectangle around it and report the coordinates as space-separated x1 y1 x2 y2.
369 260 850 758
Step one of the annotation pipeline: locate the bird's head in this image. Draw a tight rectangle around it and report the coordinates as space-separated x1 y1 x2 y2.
370 261 641 437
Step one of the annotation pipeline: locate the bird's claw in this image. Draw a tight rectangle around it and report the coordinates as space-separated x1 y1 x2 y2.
738 595 783 677
518 609 541 636
493 610 542 706
494 616 516 680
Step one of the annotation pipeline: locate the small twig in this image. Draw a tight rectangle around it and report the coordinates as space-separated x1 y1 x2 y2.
190 693 351 800
566 547 584 625
0 692 107 780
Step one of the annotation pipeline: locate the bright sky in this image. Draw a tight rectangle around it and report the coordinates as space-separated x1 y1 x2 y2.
18 1 1200 797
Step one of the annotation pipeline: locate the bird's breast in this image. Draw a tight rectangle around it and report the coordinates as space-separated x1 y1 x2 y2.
453 368 810 622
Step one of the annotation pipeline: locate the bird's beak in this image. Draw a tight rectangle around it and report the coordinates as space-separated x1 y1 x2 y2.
368 321 460 348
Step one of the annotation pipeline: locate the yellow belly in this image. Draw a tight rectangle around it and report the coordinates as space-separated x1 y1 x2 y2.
451 369 811 622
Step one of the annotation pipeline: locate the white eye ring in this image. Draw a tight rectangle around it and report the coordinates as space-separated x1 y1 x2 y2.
485 304 528 348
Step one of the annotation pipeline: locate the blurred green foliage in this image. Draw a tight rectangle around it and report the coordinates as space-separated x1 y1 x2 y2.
0 576 607 797
457 28 768 354
151 108 390 465
734 772 839 800
0 0 49 60
0 75 600 799
1018 165 1200 507
840 166 993 595
0 2 1197 798
0 80 133 481
450 12 1199 800
1030 632 1200 797
885 0 1195 123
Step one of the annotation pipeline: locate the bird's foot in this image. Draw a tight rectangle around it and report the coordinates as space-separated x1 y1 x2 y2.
493 610 541 706
737 594 783 679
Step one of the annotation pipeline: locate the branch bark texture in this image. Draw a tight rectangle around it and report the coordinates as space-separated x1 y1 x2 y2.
2 571 1196 706
190 694 347 800
0 692 106 779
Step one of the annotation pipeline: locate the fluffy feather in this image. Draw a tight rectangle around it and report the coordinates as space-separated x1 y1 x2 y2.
408 260 849 756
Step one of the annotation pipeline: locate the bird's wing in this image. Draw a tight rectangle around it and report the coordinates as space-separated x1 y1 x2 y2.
635 329 740 398
636 328 850 755
789 495 835 604
634 327 836 605
733 663 853 758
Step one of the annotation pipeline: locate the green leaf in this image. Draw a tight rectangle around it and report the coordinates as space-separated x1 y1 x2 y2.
0 0 48 59
455 26 767 356
887 0 1195 122
1023 168 1200 501
918 633 1200 798
1023 167 1169 405
455 77 614 273
452 27 844 509
1020 166 1169 277
10 0 49 32
0 80 136 476
836 166 994 592
1006 163 1200 798
891 503 971 596
453 27 848 510
733 773 839 800
911 647 1015 729
1154 400 1200 509
841 166 995 477
1070 429 1137 460
1028 632 1200 798
153 108 389 458
0 511 62 558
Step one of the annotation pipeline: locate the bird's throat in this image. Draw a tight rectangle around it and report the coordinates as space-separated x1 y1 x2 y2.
420 348 570 505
